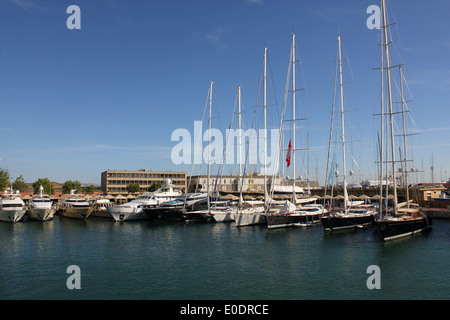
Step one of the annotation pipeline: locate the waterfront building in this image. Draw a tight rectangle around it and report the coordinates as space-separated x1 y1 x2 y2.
410 183 448 207
101 169 186 195
187 173 318 195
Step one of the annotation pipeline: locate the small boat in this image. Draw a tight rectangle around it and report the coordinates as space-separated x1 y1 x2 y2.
28 186 55 221
59 191 93 220
108 185 182 221
0 189 27 223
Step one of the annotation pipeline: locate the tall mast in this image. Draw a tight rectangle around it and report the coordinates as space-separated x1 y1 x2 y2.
238 85 243 208
238 85 242 178
399 65 410 207
337 34 348 213
324 38 339 209
291 33 297 204
381 0 398 215
263 47 268 206
207 81 213 212
379 10 385 219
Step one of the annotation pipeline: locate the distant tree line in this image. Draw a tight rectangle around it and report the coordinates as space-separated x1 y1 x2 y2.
0 167 98 195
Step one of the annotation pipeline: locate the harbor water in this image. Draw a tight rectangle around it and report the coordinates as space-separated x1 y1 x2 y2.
1 216 449 300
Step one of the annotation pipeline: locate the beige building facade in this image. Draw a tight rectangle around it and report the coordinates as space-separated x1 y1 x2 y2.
187 174 317 194
101 169 186 195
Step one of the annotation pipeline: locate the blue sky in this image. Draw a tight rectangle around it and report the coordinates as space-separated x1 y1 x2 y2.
0 0 449 185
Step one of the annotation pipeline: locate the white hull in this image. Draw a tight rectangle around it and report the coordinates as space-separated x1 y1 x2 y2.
59 207 92 220
211 211 235 222
107 207 149 222
28 208 55 221
0 209 27 223
234 211 266 227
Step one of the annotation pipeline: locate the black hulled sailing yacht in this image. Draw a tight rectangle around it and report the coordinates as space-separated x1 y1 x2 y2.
320 34 375 231
377 208 432 241
265 32 327 229
374 0 432 241
182 81 216 223
321 207 375 231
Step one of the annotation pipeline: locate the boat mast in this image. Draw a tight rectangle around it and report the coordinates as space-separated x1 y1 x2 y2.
379 11 385 219
238 86 242 179
381 0 398 215
291 33 297 205
207 81 213 213
263 47 268 207
399 65 410 207
337 34 348 213
238 85 244 208
324 39 339 209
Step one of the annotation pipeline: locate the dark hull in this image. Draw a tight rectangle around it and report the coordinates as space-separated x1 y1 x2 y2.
145 208 184 220
321 214 375 231
183 212 213 222
376 216 432 241
266 214 322 229
144 201 208 220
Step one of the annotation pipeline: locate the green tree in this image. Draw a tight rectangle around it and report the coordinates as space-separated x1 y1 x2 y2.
32 178 55 195
83 184 96 194
126 183 140 194
12 175 28 192
62 180 82 194
148 181 162 192
0 167 10 191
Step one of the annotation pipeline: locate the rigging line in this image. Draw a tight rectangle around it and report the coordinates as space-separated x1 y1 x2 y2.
341 42 356 84
324 38 339 202
213 90 239 200
189 84 211 196
239 52 265 199
268 76 287 210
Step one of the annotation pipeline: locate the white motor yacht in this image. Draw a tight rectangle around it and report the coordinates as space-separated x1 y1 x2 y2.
0 189 27 223
28 186 55 221
59 190 92 220
91 197 114 218
108 185 182 221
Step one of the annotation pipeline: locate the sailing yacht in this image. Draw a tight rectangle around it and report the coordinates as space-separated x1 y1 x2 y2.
28 185 55 221
321 34 376 231
210 199 237 222
234 46 272 227
374 0 432 241
0 189 27 223
183 82 218 223
266 200 328 229
108 181 182 221
263 33 329 229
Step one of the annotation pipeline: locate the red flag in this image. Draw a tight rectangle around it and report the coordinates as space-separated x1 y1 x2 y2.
286 139 292 167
